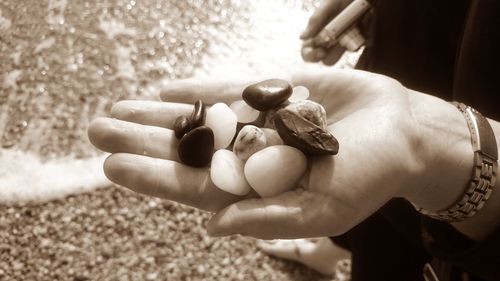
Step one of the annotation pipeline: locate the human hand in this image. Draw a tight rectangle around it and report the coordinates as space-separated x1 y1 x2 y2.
301 0 371 65
87 68 475 239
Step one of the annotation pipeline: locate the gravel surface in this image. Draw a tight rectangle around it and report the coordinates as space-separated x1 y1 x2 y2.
0 0 346 280
0 187 332 281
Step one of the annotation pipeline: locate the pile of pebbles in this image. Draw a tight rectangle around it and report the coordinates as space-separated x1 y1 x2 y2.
174 79 338 198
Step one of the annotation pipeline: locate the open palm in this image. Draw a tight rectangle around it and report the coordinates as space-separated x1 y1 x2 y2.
88 68 424 239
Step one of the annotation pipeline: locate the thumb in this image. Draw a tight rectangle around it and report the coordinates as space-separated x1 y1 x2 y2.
206 188 336 239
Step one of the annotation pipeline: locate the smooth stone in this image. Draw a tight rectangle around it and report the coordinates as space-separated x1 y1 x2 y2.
173 115 191 139
174 116 191 139
242 79 292 111
178 126 214 167
289 86 310 102
233 125 267 161
229 100 261 124
210 149 252 195
244 145 307 197
284 100 327 129
234 111 266 141
189 100 206 129
231 100 265 142
261 128 284 147
274 109 339 155
205 103 238 150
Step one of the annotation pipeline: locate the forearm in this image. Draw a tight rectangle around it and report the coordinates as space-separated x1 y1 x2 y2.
406 90 500 241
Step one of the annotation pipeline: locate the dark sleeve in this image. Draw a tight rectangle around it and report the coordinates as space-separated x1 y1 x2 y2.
452 0 500 121
421 218 500 281
357 0 470 100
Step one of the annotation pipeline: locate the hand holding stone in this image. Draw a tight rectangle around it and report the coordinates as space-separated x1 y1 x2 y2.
89 69 429 239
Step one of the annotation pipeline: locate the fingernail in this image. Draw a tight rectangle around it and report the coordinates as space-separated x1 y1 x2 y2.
162 82 183 93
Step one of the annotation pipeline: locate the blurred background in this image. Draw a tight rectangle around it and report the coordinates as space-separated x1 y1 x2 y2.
0 0 358 280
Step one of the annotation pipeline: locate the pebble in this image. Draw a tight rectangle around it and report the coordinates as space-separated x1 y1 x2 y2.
288 86 310 102
229 100 261 124
173 115 191 139
189 100 206 129
274 109 339 156
244 145 307 197
242 79 292 111
233 125 267 161
178 126 214 167
283 100 327 129
210 149 252 196
261 128 283 147
230 99 266 140
205 103 238 150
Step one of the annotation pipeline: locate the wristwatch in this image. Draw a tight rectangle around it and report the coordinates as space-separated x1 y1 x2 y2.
415 102 498 222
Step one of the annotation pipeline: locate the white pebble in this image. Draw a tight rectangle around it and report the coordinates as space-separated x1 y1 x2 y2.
205 103 238 150
244 145 307 197
261 128 283 147
289 85 310 102
233 125 267 161
229 100 260 124
210 149 252 196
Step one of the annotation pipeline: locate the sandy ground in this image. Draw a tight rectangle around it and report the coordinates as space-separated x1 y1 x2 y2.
0 0 358 279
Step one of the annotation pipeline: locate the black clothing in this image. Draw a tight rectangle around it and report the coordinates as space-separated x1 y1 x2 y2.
332 0 500 280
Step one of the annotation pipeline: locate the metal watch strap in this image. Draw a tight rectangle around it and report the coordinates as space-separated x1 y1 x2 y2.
415 102 498 222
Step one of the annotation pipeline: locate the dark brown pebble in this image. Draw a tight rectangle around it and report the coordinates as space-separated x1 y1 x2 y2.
274 109 339 155
189 100 206 129
173 115 191 139
178 126 214 167
242 79 292 111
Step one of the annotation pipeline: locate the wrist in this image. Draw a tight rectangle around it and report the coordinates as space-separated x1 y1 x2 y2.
406 91 500 240
404 90 473 210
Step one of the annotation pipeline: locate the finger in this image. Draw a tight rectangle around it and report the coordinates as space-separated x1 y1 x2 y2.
111 100 192 128
321 45 346 66
88 117 179 161
301 45 327 62
301 0 345 39
160 74 293 105
160 78 252 105
160 69 342 108
207 188 351 239
160 69 384 117
104 153 251 212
